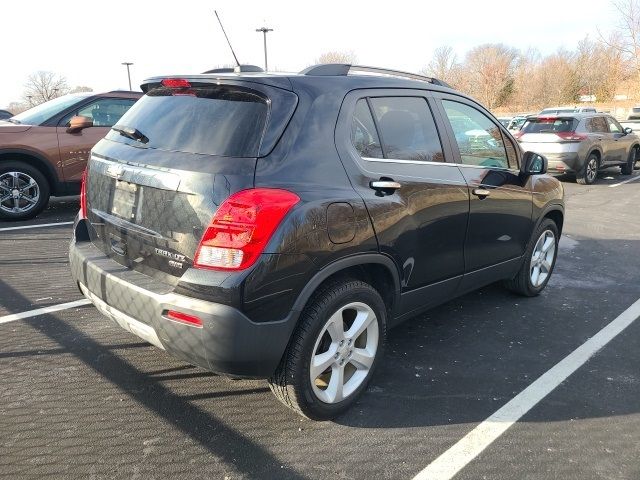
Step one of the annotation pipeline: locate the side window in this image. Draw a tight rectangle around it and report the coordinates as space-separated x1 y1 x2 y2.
62 98 136 128
78 98 136 127
591 116 609 133
607 117 622 133
351 99 383 159
504 136 519 169
369 97 444 162
442 100 509 169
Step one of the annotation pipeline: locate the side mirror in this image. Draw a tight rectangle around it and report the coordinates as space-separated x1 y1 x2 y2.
67 115 93 133
522 151 547 175
624 127 633 134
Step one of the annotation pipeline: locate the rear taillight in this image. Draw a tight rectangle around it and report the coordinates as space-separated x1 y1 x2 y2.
194 188 300 271
513 130 524 139
556 131 587 141
79 168 88 219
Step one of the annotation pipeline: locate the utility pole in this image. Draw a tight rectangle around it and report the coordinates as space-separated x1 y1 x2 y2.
255 26 273 71
121 62 134 90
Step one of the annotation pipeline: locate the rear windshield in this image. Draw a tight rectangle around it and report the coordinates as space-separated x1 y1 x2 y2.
521 117 578 134
109 85 268 157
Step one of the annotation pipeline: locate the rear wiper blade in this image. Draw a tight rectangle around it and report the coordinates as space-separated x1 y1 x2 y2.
112 125 149 144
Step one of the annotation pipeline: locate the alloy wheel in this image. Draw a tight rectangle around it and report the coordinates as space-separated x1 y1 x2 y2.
530 230 556 287
586 158 598 183
309 302 379 404
0 171 40 214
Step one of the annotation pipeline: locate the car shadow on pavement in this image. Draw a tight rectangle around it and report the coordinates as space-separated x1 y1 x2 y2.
336 236 640 429
0 278 308 480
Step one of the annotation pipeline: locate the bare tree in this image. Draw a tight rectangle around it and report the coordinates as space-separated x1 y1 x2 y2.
421 45 461 86
314 51 358 64
459 44 518 109
6 101 28 115
69 86 94 93
23 71 69 105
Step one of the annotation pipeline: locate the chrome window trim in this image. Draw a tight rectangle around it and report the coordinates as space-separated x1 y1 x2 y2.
362 156 520 173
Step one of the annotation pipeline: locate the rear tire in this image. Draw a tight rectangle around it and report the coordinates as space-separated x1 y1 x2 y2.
576 153 598 185
268 279 386 420
621 147 637 175
0 161 50 221
504 218 559 297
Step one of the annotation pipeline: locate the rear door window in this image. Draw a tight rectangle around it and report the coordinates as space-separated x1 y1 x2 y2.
351 99 383 158
587 116 609 133
110 85 269 157
442 100 509 169
368 97 444 162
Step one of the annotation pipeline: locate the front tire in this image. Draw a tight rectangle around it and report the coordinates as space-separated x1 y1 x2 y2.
0 161 50 220
576 153 598 185
504 218 559 297
269 279 386 420
621 147 637 175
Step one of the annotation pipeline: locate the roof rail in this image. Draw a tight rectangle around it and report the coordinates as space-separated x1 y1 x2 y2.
300 64 451 88
202 64 264 74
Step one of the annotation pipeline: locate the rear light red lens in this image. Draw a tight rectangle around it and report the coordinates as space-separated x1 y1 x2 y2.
79 168 88 218
194 188 300 271
165 310 203 328
161 78 191 89
556 131 587 141
513 130 524 139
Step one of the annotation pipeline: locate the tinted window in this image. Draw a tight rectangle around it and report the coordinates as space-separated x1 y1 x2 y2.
110 85 268 157
521 117 579 133
586 116 609 133
369 97 444 162
351 99 383 158
75 98 136 127
442 100 509 169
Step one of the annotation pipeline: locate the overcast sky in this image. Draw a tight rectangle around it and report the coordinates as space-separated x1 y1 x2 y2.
0 0 623 109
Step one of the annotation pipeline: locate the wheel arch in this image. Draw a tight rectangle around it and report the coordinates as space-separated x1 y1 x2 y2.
290 254 402 322
0 148 61 195
538 204 564 235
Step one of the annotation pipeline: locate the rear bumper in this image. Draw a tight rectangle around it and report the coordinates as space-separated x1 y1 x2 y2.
544 152 582 173
69 236 296 378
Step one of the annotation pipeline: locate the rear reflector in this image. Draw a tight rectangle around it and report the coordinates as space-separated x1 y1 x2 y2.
79 168 88 219
165 310 203 328
194 188 300 271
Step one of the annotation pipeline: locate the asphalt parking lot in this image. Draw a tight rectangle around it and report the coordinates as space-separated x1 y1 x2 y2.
1 170 639 480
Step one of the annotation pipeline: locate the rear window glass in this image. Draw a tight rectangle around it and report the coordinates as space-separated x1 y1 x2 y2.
521 117 578 133
110 85 268 157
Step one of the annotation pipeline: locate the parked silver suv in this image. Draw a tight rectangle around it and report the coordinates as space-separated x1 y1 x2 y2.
515 113 639 184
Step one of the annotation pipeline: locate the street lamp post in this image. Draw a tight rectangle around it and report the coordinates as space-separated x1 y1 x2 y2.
255 27 273 71
121 62 134 90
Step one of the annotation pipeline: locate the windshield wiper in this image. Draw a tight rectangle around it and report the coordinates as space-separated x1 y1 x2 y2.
5 118 20 124
112 125 149 144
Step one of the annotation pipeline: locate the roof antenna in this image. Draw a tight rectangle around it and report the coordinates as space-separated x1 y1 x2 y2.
214 10 241 68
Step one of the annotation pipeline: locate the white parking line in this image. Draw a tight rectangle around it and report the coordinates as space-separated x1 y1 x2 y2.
609 174 640 188
0 221 74 232
0 299 91 325
413 297 640 480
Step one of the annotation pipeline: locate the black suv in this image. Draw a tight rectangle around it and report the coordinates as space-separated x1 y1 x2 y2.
69 65 564 419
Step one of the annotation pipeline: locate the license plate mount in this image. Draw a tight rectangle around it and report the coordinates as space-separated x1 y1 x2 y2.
111 181 138 220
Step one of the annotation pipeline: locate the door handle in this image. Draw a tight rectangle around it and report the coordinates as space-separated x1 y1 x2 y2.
370 180 402 191
472 188 491 199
